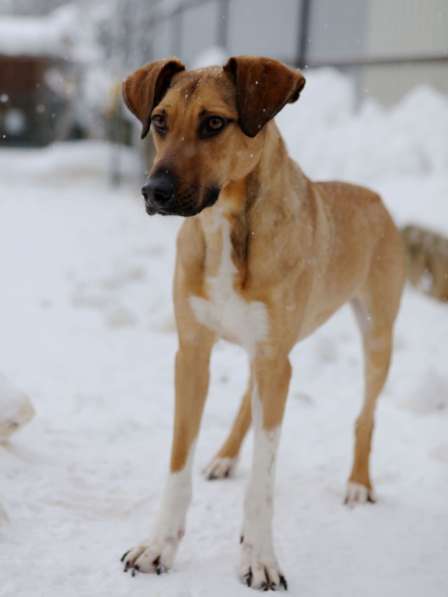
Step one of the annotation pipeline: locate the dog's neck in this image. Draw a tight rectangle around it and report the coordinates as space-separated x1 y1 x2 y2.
217 121 306 217
198 122 308 287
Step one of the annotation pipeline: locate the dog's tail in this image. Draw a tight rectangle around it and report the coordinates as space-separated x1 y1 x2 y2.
401 224 448 302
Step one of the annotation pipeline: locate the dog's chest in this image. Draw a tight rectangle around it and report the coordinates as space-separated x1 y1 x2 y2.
189 217 268 353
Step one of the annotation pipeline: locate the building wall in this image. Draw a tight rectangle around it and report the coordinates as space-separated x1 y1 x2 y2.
152 0 368 67
182 2 220 62
307 0 368 63
226 0 300 61
363 0 448 104
156 0 300 65
145 0 448 105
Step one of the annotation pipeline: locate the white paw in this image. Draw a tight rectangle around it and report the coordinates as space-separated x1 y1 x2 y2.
203 457 237 480
344 481 376 507
121 532 184 576
240 541 287 591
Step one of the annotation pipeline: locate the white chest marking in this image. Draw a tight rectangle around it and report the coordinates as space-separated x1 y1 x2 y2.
189 217 268 354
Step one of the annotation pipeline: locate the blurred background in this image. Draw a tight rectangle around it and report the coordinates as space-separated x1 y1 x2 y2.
0 0 447 150
1 3 448 595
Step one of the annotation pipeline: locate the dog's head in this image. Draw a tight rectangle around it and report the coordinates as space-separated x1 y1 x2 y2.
122 56 305 216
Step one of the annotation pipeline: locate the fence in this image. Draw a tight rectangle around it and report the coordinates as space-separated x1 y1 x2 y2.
116 0 448 75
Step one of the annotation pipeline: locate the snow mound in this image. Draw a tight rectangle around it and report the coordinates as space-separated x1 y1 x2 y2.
277 69 448 183
193 46 228 69
0 141 138 183
401 369 448 414
0 373 35 443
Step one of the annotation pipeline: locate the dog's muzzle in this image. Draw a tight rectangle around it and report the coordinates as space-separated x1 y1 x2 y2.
141 172 177 215
141 173 220 217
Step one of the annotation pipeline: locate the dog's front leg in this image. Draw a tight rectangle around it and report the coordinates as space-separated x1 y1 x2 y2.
122 330 214 576
240 354 291 591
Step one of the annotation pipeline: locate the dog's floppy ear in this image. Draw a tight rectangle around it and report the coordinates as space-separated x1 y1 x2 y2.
224 56 305 138
122 58 185 139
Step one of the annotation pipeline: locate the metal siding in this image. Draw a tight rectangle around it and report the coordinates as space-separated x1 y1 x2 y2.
307 0 368 62
227 0 299 61
182 2 220 64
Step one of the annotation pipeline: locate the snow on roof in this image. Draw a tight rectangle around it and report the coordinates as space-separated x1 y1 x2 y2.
0 6 77 59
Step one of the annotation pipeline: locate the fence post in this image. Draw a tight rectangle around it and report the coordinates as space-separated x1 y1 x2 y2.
172 7 183 57
217 0 231 50
297 0 311 68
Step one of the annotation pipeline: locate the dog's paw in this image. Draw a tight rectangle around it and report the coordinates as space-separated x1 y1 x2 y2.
121 535 181 576
203 457 237 480
240 543 287 591
344 481 376 507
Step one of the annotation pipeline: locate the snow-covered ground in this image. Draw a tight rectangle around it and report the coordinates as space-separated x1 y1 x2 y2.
1 69 448 596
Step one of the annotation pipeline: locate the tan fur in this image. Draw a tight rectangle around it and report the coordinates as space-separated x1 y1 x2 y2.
121 56 408 585
123 54 407 486
214 377 252 462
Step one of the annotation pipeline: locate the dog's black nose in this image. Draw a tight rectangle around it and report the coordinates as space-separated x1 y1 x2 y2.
141 173 176 206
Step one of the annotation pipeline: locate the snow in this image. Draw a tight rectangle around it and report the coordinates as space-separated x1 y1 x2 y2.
192 46 228 69
277 69 448 183
0 141 139 184
1 68 448 596
0 374 34 445
0 6 78 58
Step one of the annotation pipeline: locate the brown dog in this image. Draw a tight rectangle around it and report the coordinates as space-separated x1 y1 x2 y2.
120 56 407 590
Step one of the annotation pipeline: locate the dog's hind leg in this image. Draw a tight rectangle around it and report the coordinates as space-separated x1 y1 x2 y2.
204 374 252 480
346 241 404 506
346 298 391 506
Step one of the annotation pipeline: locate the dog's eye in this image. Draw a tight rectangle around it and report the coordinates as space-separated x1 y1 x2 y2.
199 116 227 139
151 114 168 134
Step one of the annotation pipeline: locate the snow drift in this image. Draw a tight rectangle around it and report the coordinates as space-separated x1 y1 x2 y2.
0 373 34 443
277 68 448 184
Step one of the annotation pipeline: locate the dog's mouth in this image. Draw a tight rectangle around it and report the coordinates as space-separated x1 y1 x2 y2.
147 203 200 217
145 186 220 217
